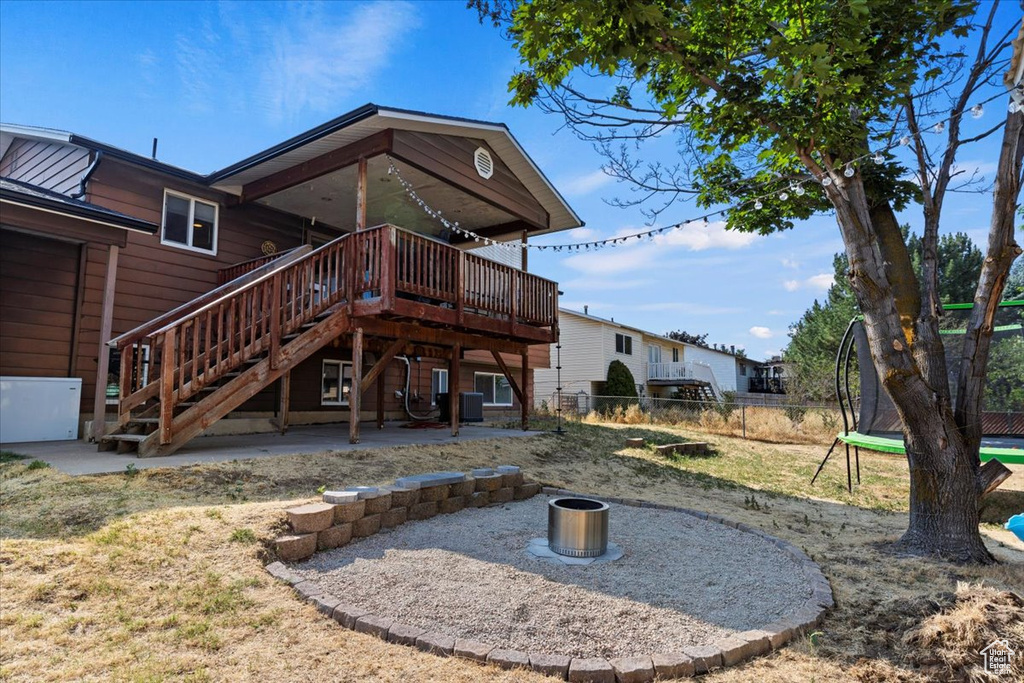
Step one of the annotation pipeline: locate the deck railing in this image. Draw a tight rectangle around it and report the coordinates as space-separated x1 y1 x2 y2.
109 224 557 442
215 246 304 285
648 361 722 399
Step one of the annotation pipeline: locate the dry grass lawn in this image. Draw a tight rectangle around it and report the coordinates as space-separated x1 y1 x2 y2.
1 422 1022 682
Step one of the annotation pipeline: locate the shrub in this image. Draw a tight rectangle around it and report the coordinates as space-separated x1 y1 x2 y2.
605 360 638 398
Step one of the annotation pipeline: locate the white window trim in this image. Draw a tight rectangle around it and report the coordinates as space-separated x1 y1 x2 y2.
321 359 352 406
615 333 633 355
161 189 219 256
474 371 514 407
431 368 449 406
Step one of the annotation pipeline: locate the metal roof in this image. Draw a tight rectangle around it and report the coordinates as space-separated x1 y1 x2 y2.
0 177 159 234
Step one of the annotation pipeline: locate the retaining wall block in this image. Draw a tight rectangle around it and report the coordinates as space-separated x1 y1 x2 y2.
317 523 353 550
352 514 381 538
491 487 514 504
418 484 450 503
716 636 751 667
408 501 439 520
454 638 495 663
681 645 722 674
514 482 542 500
624 437 644 448
354 614 393 640
416 631 456 656
530 652 571 678
487 649 530 671
332 603 369 630
468 491 490 507
501 472 525 488
384 486 420 508
440 496 465 515
333 500 366 524
285 502 336 534
475 474 504 492
388 623 427 646
452 478 476 497
364 493 393 515
737 630 773 658
312 594 341 618
265 561 300 585
568 657 616 683
275 533 317 562
381 506 408 528
609 655 655 683
651 653 695 679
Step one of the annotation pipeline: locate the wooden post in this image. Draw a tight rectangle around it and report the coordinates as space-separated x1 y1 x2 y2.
91 244 119 441
521 229 528 272
277 371 291 434
350 327 363 443
376 371 385 430
356 156 367 231
450 343 461 437
521 350 530 431
159 328 175 445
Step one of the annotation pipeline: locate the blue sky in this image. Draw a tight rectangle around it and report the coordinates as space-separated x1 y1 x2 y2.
0 1 1014 360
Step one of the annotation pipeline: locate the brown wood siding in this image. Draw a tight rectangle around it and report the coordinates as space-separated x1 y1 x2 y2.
0 138 91 195
67 159 306 415
0 229 79 377
464 344 550 370
391 131 549 229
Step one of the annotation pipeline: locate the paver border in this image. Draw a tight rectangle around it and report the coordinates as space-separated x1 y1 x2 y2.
265 478 832 681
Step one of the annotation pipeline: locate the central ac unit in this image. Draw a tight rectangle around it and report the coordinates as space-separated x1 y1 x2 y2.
460 392 484 422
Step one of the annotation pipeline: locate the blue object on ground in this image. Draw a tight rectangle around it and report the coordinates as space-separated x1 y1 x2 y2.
1005 514 1024 542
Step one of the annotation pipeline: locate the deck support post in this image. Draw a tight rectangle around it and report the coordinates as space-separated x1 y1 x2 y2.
350 327 363 444
521 350 530 431
277 371 290 434
91 244 119 441
355 156 367 231
450 343 461 437
376 371 385 430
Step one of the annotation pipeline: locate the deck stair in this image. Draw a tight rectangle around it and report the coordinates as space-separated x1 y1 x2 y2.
100 225 558 457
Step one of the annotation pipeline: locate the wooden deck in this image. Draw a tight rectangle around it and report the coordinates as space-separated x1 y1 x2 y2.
104 225 557 456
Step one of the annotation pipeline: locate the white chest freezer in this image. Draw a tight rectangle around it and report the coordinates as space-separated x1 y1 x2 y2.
0 376 82 443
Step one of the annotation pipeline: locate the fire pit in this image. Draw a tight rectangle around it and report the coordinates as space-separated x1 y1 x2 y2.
548 497 609 558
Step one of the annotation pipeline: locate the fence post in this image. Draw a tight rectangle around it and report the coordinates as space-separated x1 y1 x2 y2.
742 403 746 439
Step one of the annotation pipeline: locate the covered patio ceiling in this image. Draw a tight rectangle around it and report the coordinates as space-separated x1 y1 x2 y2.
255 155 520 241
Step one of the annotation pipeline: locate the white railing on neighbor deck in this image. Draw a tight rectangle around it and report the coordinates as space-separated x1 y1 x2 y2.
647 361 723 400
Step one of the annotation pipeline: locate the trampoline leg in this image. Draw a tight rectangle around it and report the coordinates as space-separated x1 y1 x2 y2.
855 446 861 484
811 438 841 486
844 442 852 493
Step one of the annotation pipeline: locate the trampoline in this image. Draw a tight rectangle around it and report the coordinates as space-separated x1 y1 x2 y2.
813 301 1024 490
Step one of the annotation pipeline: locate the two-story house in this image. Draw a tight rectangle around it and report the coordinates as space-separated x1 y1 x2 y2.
0 104 582 455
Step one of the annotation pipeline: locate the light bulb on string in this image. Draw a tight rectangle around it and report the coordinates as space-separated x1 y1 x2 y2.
873 152 884 163
970 104 983 119
844 165 855 178
795 185 805 196
933 121 945 134
900 136 910 146
821 176 833 187
754 200 763 210
1010 101 1021 114
779 191 789 201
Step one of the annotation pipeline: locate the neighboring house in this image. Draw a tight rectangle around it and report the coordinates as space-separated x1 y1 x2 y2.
534 308 748 408
0 104 581 455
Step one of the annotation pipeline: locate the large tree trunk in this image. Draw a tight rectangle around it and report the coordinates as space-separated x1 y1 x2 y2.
824 174 995 564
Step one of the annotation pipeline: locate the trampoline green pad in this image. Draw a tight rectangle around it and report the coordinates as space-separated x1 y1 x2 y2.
837 432 1024 465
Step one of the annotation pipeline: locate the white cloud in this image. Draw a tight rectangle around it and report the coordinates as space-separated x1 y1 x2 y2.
559 169 613 197
560 277 652 291
637 302 745 315
783 273 833 292
260 2 420 122
781 257 800 269
749 326 774 339
654 220 759 251
568 227 597 240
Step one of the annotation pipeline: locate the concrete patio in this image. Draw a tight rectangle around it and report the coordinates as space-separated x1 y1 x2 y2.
1 422 542 476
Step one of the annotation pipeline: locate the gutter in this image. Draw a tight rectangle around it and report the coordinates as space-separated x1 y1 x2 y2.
0 194 158 235
70 150 102 199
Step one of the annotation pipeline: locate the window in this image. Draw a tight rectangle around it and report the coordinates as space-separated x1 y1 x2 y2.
648 344 662 364
161 190 218 254
431 368 449 405
321 360 353 405
474 372 513 406
615 333 633 355
740 364 747 376
672 348 679 363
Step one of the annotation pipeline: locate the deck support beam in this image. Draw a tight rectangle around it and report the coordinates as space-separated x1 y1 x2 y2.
91 244 119 441
376 372 385 430
450 343 461 437
521 351 530 431
350 327 363 444
356 156 367 231
277 371 290 434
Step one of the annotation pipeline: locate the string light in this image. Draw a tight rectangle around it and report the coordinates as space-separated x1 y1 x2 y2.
384 91 1004 253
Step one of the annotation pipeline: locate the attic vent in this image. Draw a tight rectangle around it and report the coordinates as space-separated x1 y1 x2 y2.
474 147 494 179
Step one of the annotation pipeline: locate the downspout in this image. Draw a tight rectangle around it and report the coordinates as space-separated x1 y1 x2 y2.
397 355 436 421
70 150 103 199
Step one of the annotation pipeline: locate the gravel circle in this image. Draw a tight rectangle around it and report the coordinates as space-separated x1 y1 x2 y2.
292 496 811 658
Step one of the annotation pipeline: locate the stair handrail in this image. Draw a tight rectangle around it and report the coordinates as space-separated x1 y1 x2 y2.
108 244 312 350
